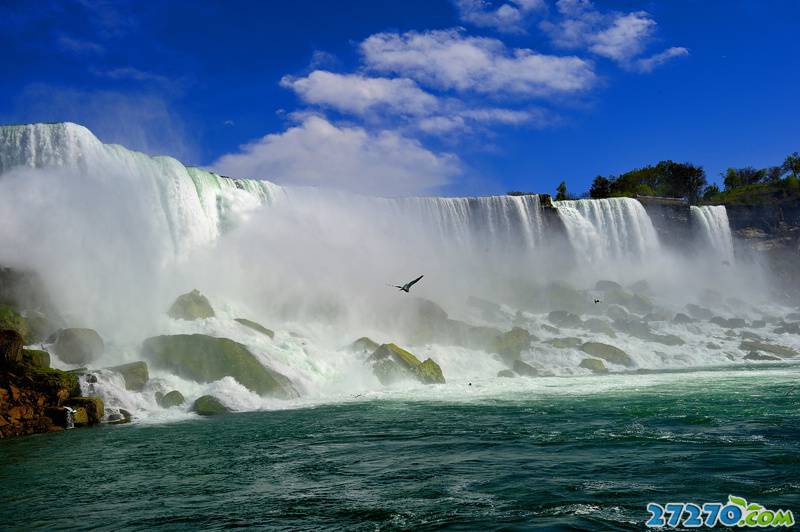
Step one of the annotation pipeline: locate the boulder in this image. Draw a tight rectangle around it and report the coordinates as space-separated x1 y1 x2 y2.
350 337 380 354
107 361 149 392
0 329 24 366
512 359 538 377
491 327 533 362
540 324 559 334
52 328 104 365
581 318 616 336
744 351 781 361
686 304 713 320
72 407 89 426
234 318 274 339
65 396 104 425
740 331 762 341
628 280 652 294
497 369 516 378
706 342 721 350
580 342 634 367
548 311 582 328
21 349 50 368
167 289 215 320
605 305 632 322
542 282 590 315
367 343 445 385
750 319 766 329
774 322 800 335
740 340 798 358
710 317 746 329
605 288 653 315
193 395 229 416
107 408 132 424
545 337 583 349
413 358 446 384
579 358 608 374
786 312 800 322
142 334 298 398
158 390 185 408
672 313 694 324
595 280 623 292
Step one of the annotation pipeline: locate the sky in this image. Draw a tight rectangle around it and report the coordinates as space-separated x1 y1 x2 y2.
1 0 798 197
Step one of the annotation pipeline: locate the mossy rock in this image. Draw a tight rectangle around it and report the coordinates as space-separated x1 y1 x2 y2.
107 361 149 392
685 304 713 320
706 342 721 350
580 318 616 336
595 280 623 292
491 327 533 362
167 289 215 320
27 366 80 399
235 318 274 339
53 328 104 365
579 358 608 374
65 396 104 424
547 310 582 328
142 334 298 398
497 369 516 378
711 316 746 329
107 408 132 424
21 348 50 368
649 333 685 346
350 336 380 353
580 342 634 367
545 337 583 349
513 359 538 377
605 288 653 315
0 329 24 366
72 407 90 426
744 351 781 361
628 280 651 294
413 358 446 384
193 395 229 416
542 282 590 314
740 340 798 358
159 390 185 408
0 305 28 342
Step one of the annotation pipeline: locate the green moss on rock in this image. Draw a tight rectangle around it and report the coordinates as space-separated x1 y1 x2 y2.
0 305 28 341
413 358 446 384
21 349 50 368
545 337 583 349
107 361 149 392
235 318 274 339
159 390 185 408
193 395 229 416
579 358 608 374
367 343 446 385
53 328 104 365
350 336 380 353
65 396 104 424
580 342 634 367
491 327 533 362
142 334 298 398
513 359 538 377
167 289 215 320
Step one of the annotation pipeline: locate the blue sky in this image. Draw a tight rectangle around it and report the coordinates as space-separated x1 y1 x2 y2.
1 0 798 197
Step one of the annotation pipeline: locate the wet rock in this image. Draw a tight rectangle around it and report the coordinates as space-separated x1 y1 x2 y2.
686 304 714 320
512 359 539 377
706 342 721 350
548 311 582 328
606 305 632 322
234 318 274 339
580 342 634 367
367 343 445 385
740 340 798 358
413 358 446 384
628 280 652 295
581 318 616 336
595 280 623 292
785 312 800 322
491 327 533 362
750 319 766 328
579 358 608 374
540 324 560 334
158 390 185 408
350 337 380 354
21 349 49 368
0 306 28 342
604 288 653 315
744 351 782 361
52 328 104 365
167 289 215 320
497 369 516 378
107 361 149 392
774 322 800 335
193 395 229 416
672 313 694 324
64 396 104 425
740 331 762 341
107 408 132 424
0 329 24 366
545 337 583 349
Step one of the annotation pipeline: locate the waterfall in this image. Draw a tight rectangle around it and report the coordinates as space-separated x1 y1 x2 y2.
691 205 734 263
64 406 75 430
553 197 661 263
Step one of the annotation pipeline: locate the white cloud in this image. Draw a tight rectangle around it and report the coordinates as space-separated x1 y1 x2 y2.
635 46 689 72
280 71 439 116
360 29 595 97
589 11 655 62
454 0 545 33
212 115 459 196
56 34 104 55
417 107 546 134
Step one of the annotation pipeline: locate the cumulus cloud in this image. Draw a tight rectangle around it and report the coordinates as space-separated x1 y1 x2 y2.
280 71 439 116
417 107 547 134
453 0 545 33
588 11 655 62
212 115 459 196
360 29 595 97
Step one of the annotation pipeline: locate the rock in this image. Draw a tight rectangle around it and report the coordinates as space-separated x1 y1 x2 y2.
367 343 445 385
234 318 274 339
158 390 185 408
466 296 504 321
606 305 632 322
651 334 685 346
167 289 215 320
491 327 533 362
579 358 608 374
44 407 70 428
64 396 104 425
642 309 671 322
548 311 582 328
350 337 380 353
0 306 28 342
711 316 747 329
497 369 516 378
750 319 766 328
595 280 623 292
629 280 652 294
744 351 781 361
706 342 721 350
107 361 149 392
413 358 446 384
605 288 653 315
545 337 583 349
513 359 539 377
740 340 798 358
581 318 616 336
580 342 634 367
542 282 590 315
540 324 560 334
740 331 762 341
193 395 229 416
21 349 49 368
686 304 713 320
72 407 89 426
52 328 104 365
107 408 132 425
774 322 800 335
0 329 24 366
672 313 694 324
142 334 298 398
786 312 800 322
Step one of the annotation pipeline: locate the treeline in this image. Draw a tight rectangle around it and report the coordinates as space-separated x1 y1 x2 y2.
550 152 800 205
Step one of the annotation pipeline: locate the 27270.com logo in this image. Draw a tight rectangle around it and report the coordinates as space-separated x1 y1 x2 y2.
646 495 794 528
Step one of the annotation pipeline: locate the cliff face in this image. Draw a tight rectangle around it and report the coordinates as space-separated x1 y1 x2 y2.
636 196 691 251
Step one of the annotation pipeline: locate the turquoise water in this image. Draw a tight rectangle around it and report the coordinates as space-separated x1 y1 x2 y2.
1 366 798 530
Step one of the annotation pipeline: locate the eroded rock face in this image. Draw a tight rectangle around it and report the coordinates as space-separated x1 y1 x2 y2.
512 359 538 377
167 289 215 320
52 328 104 366
142 334 298 399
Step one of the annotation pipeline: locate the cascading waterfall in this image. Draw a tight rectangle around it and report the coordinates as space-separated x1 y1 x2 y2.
554 197 661 263
690 205 735 264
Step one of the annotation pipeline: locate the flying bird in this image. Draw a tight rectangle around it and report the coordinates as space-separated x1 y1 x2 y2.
593 298 601 304
393 275 424 293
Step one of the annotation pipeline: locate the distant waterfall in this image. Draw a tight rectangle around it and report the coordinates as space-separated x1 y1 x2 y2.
554 198 661 263
691 205 734 263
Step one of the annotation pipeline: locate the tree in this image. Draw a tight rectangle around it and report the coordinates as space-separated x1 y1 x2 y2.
723 166 765 190
702 184 720 201
589 176 611 198
783 152 800 179
555 181 569 201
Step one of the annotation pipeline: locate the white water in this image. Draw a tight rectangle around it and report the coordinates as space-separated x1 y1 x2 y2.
0 122 791 424
691 205 735 264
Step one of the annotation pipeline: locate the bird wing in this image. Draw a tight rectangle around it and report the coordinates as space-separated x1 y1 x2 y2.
405 275 424 289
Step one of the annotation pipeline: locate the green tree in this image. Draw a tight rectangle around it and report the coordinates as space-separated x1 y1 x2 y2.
783 152 800 179
589 176 611 198
702 183 720 201
723 166 766 190
555 181 569 201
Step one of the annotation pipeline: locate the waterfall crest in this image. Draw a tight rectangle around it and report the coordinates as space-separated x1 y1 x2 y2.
690 205 734 263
